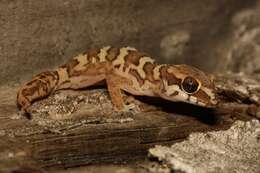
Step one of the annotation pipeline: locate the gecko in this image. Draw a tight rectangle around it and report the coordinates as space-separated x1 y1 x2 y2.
17 46 218 115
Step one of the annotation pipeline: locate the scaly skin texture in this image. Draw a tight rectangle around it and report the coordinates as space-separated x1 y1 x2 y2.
17 46 217 114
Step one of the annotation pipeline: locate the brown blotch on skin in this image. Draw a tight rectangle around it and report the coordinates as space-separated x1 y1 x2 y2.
18 96 30 106
123 65 127 72
52 71 59 86
60 59 79 76
143 62 157 82
193 89 210 103
44 71 58 80
26 80 35 86
106 47 120 62
170 91 179 97
160 66 182 86
87 48 101 63
77 62 112 76
124 50 147 67
35 71 59 89
59 80 71 86
36 74 51 87
22 80 48 97
34 79 49 93
114 64 121 69
48 71 59 85
129 69 144 86
35 80 49 95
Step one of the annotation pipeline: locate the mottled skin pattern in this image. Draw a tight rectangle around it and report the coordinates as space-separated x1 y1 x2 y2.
17 46 217 114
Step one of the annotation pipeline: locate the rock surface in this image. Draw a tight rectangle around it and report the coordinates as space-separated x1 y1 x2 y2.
222 3 260 74
149 120 260 173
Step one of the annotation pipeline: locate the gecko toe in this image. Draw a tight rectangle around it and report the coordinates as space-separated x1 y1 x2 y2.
122 103 140 113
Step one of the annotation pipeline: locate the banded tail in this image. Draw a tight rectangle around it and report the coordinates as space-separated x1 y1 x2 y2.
17 71 59 113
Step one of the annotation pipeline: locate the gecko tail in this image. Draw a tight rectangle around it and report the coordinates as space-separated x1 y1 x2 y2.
16 71 59 115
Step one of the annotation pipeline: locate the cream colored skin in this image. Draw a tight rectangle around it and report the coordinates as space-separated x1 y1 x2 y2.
17 46 217 114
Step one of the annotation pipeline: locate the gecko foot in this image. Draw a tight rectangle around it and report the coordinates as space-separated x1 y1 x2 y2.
122 95 141 113
18 109 32 119
112 103 136 113
122 103 137 112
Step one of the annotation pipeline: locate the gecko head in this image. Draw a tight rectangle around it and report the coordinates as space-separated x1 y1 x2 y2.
160 64 218 108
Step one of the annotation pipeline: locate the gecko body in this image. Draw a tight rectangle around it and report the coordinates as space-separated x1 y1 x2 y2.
17 46 217 114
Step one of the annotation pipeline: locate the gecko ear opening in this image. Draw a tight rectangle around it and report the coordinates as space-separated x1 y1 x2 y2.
181 76 200 94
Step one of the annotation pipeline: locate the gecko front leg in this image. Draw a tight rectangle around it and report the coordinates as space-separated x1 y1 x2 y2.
106 73 136 112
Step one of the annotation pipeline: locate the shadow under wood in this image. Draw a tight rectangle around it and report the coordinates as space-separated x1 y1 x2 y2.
135 96 220 125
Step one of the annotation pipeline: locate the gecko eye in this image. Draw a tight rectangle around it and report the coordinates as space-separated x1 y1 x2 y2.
181 77 200 94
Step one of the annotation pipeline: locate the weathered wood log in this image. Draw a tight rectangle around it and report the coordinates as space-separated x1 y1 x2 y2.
0 73 258 172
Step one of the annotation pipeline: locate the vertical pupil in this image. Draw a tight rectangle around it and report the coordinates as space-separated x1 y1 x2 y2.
182 77 199 93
